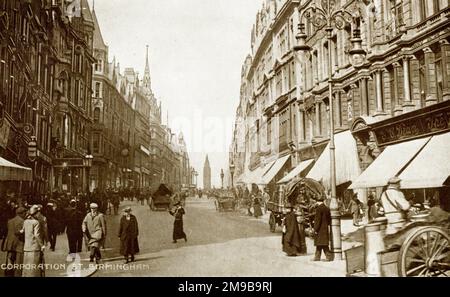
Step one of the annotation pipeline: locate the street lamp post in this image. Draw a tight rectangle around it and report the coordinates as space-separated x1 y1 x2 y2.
229 163 235 188
84 154 93 194
294 0 366 260
220 169 224 189
28 136 37 193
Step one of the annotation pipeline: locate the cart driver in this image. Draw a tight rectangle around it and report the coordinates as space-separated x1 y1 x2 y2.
380 177 411 235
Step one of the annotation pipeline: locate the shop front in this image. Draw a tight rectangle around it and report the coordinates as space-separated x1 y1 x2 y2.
350 100 450 211
305 130 364 216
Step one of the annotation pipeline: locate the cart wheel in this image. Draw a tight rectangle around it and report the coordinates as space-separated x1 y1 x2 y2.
398 226 450 277
269 213 276 233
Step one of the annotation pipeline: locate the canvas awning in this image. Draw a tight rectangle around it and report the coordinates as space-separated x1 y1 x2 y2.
350 137 430 189
277 159 315 184
0 157 32 181
261 155 290 184
399 133 450 189
307 131 361 190
247 166 266 184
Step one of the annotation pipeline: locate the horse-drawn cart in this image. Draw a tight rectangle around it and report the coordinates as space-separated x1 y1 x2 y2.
150 184 172 211
214 190 237 212
345 209 450 277
268 177 325 234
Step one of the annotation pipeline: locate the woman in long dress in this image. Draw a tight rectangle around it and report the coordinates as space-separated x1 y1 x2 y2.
170 202 187 243
253 195 263 218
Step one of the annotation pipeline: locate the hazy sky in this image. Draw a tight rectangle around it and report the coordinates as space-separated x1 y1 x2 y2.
90 0 263 187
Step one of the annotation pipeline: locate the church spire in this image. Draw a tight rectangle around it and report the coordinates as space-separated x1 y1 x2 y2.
143 45 151 90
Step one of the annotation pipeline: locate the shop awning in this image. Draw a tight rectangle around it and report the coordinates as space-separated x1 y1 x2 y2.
247 166 266 184
399 133 450 189
0 157 32 181
307 131 361 190
277 159 315 184
261 155 290 184
349 137 430 189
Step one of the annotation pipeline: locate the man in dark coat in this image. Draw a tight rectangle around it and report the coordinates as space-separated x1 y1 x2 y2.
3 207 27 277
169 201 187 243
45 202 61 251
65 200 84 256
118 207 139 264
282 206 306 256
313 196 333 261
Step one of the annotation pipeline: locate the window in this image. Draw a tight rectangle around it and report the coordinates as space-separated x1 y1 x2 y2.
433 0 440 14
434 47 443 102
332 35 338 71
318 102 323 135
313 50 318 84
275 71 282 97
95 59 103 73
388 65 397 112
290 61 296 90
278 28 288 56
389 0 404 33
94 81 102 98
267 118 272 145
93 107 101 123
93 133 100 154
419 0 427 21
283 67 289 92
417 52 427 107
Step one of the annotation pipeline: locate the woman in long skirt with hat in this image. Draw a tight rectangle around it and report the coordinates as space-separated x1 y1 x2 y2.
169 201 187 243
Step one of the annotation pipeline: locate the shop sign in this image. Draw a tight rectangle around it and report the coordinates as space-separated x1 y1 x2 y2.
372 101 450 146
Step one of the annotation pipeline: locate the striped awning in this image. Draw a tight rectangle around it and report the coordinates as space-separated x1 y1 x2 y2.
0 157 32 181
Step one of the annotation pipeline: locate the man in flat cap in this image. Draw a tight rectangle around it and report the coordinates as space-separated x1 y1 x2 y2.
380 176 411 234
3 207 27 277
82 203 107 264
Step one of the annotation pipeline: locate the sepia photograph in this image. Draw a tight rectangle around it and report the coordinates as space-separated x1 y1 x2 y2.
0 0 449 282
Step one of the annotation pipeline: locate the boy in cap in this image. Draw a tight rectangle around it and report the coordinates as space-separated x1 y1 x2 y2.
82 203 107 263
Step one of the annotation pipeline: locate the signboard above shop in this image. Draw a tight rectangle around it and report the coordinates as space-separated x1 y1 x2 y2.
359 100 450 147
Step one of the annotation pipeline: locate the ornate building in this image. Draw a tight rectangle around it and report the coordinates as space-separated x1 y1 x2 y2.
230 0 450 209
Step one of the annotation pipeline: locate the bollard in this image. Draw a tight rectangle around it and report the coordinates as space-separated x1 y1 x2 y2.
364 220 385 276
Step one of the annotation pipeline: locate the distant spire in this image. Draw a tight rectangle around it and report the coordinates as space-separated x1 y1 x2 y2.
145 45 150 73
143 45 151 90
92 0 95 11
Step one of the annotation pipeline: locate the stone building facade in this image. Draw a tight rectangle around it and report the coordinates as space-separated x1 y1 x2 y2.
230 0 450 205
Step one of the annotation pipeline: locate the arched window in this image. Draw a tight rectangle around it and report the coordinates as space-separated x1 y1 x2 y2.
93 107 101 123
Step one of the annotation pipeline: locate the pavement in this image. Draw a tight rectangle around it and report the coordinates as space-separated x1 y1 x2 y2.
1 196 364 277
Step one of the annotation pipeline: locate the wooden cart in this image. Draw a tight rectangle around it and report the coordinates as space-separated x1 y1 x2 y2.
345 216 450 277
214 190 237 212
150 184 172 211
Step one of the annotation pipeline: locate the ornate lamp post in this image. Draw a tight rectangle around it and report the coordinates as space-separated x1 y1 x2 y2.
28 136 37 192
84 154 93 194
229 162 235 188
294 0 366 260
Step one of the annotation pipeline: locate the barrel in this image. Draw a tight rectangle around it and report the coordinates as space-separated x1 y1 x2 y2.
364 220 386 276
